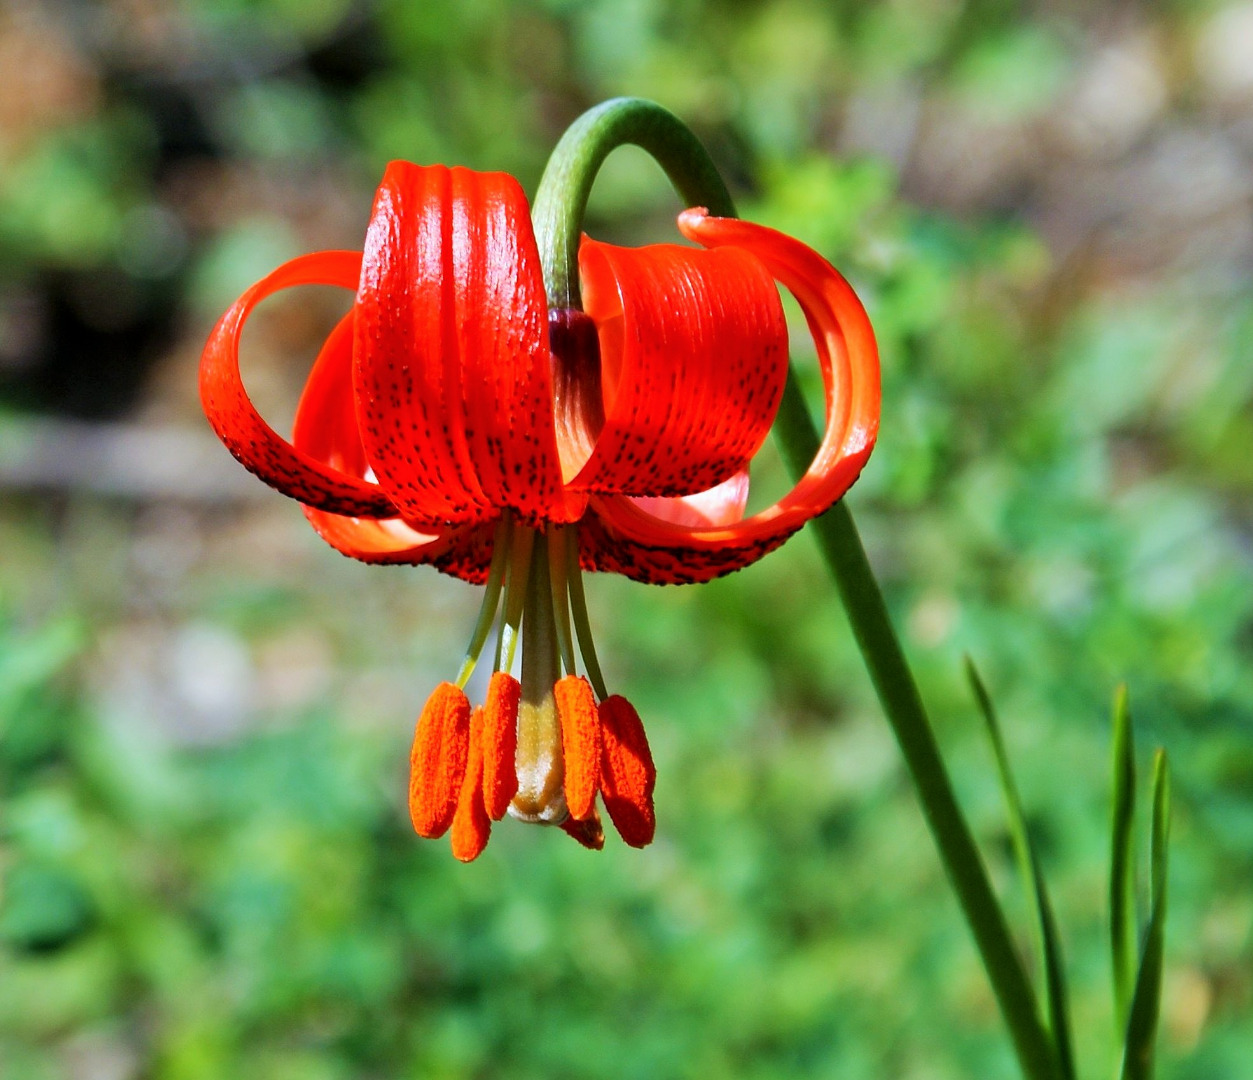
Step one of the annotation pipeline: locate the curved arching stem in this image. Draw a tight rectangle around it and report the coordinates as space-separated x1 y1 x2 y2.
532 97 735 310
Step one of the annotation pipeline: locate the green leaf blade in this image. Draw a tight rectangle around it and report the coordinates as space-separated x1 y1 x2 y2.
1120 750 1171 1080
1031 853 1077 1080
965 658 1075 1080
1110 684 1138 1032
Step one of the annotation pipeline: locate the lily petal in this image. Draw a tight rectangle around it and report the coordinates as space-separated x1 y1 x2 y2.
354 163 571 528
199 250 397 518
582 211 879 584
293 309 497 583
567 238 788 498
628 469 750 529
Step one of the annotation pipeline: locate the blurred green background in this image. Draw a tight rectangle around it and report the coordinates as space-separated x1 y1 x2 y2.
1 0 1251 1077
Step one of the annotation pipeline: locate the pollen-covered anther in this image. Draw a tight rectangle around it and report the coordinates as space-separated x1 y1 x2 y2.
598 695 656 848
451 707 492 862
409 682 471 838
482 671 521 820
554 674 600 821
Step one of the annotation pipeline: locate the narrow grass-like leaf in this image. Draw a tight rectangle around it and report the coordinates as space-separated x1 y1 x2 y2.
1120 751 1171 1080
966 661 1037 936
966 658 1075 1080
1110 685 1138 1032
1029 850 1076 1080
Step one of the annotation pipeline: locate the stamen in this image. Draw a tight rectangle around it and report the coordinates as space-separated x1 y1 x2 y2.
565 534 609 701
451 707 491 862
496 526 535 675
555 674 600 821
482 671 520 820
455 515 511 688
546 525 578 677
409 682 471 838
510 533 567 823
598 695 656 848
561 806 605 850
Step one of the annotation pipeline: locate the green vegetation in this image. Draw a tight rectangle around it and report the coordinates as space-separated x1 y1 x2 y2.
1 1 1250 1077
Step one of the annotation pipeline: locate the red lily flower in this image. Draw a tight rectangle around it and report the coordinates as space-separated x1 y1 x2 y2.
200 162 878 860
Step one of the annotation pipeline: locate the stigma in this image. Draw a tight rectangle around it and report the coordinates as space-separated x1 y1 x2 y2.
510 692 568 824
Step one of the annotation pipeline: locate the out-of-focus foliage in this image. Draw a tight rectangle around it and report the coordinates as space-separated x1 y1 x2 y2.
1 0 1251 1078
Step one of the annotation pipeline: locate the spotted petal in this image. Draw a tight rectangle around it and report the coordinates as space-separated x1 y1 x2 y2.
582 210 879 584
628 470 750 529
199 250 397 518
564 238 788 499
353 163 574 528
293 310 497 583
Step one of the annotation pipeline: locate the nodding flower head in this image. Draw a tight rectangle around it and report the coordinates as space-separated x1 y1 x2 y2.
200 162 879 859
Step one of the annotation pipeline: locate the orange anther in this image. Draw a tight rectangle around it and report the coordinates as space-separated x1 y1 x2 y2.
452 707 491 862
554 674 600 821
561 805 605 851
482 671 520 820
599 695 656 847
409 682 471 838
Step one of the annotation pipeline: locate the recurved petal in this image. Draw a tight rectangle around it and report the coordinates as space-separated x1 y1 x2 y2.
450 168 578 523
565 239 789 499
577 509 796 584
581 210 879 585
627 470 750 529
292 308 498 583
353 162 571 528
199 250 397 518
301 509 498 583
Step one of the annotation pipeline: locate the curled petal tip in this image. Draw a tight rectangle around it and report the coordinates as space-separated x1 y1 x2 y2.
584 214 880 584
198 250 399 519
677 206 710 230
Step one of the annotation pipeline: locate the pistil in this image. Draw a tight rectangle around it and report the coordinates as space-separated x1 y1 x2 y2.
509 531 568 824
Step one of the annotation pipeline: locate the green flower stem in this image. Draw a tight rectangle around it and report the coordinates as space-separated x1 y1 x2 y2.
775 376 1059 1080
533 97 734 309
533 97 1059 1080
